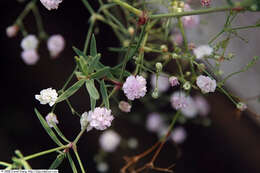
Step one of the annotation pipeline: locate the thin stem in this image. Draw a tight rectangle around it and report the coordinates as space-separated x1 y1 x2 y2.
208 30 224 44
15 0 37 24
62 66 78 91
32 5 48 40
73 148 86 173
177 18 188 51
0 162 11 167
112 0 142 16
83 21 95 54
81 0 95 15
23 145 68 161
73 128 86 145
228 25 260 31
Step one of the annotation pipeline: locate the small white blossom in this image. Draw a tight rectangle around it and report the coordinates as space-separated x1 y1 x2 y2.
99 130 121 152
171 127 187 144
151 74 170 93
194 95 210 116
45 112 59 128
21 49 39 65
21 35 39 50
6 25 19 38
123 75 147 100
236 102 247 111
118 101 131 112
47 34 65 58
181 96 198 118
193 45 213 59
40 0 63 10
146 112 163 132
171 91 188 110
196 75 216 93
35 88 58 106
97 162 109 172
86 107 114 131
169 76 179 87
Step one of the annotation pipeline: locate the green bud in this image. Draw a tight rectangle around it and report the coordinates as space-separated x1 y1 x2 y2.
155 62 163 72
152 89 159 99
183 81 191 90
172 53 179 59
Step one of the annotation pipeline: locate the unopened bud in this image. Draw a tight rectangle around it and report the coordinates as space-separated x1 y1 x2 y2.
160 45 168 52
152 88 159 99
156 62 163 72
183 81 191 90
128 27 135 36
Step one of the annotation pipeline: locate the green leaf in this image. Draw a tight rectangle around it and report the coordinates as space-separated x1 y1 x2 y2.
90 34 97 57
90 66 110 79
75 56 88 75
87 54 101 74
56 79 86 103
72 46 88 60
34 109 63 146
90 96 96 111
67 153 78 173
49 153 65 169
100 80 109 108
86 79 100 100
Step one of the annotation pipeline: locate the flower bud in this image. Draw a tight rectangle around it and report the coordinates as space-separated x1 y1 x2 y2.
160 45 168 52
155 62 163 72
118 101 131 113
128 26 135 36
6 25 19 38
152 88 159 99
183 81 191 90
236 102 247 111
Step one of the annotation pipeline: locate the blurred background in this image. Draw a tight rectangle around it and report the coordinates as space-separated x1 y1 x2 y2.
1 0 260 173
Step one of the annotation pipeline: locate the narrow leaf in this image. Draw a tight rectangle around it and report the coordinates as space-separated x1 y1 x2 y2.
56 79 85 103
90 34 97 57
72 46 88 60
34 109 63 146
88 54 101 73
90 96 96 111
67 153 78 173
49 153 65 169
100 80 109 108
90 66 110 79
85 79 100 100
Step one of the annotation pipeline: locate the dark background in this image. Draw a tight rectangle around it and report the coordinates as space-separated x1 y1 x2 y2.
1 1 260 173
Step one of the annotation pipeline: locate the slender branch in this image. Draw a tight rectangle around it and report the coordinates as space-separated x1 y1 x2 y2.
73 147 86 173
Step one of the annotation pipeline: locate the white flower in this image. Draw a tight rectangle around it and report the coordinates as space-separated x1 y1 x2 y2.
97 162 109 172
171 127 187 144
151 74 170 92
86 107 114 131
171 91 188 110
194 95 210 116
35 88 58 106
99 130 121 152
21 49 39 65
6 25 19 38
181 96 198 118
45 112 59 128
196 75 216 93
123 75 147 100
193 45 213 59
146 112 164 132
47 34 65 58
21 35 39 50
40 0 63 10
118 101 131 112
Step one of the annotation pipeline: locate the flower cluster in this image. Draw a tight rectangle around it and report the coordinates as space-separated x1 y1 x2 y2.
35 88 58 107
196 75 216 93
20 35 39 65
40 0 63 10
123 75 147 100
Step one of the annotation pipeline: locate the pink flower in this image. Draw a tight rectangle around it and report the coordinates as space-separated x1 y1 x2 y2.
171 127 187 144
151 74 170 92
193 45 213 59
40 0 63 10
171 91 188 110
6 25 19 38
196 75 216 93
123 75 147 100
169 76 179 87
86 107 114 131
194 95 210 116
118 101 131 112
21 49 39 65
146 113 164 132
181 96 198 118
47 34 65 58
171 33 183 46
181 4 200 28
201 0 211 7
45 112 59 128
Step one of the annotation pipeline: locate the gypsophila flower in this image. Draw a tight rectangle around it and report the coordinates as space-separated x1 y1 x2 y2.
146 112 164 132
183 81 191 90
80 112 89 130
171 33 183 46
169 76 179 87
171 91 188 110
99 130 121 152
45 112 59 128
47 34 65 58
21 35 39 50
97 162 109 172
194 95 210 116
6 25 19 38
236 102 247 111
40 0 63 10
201 0 211 7
21 49 39 65
151 74 170 92
196 75 216 93
123 75 147 100
86 107 114 131
181 96 198 118
171 127 187 144
181 4 200 28
193 45 213 59
35 88 58 106
118 101 131 112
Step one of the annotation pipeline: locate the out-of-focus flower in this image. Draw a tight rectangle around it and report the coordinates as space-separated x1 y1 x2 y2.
45 112 59 128
123 75 147 100
171 33 183 46
193 45 213 59
146 112 164 132
40 0 63 10
181 96 198 118
47 34 65 58
196 75 216 93
97 162 109 172
80 112 89 130
201 0 211 7
169 76 179 87
236 102 247 111
99 130 121 152
194 95 210 116
171 91 188 110
171 127 187 144
21 35 39 50
151 74 170 93
6 25 19 38
21 49 39 65
118 101 131 113
86 107 114 131
181 4 200 28
35 88 58 106
127 138 138 149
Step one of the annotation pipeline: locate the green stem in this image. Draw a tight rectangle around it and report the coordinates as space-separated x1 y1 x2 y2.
81 0 95 15
112 0 142 16
208 30 224 44
83 21 95 54
15 0 37 24
73 148 86 173
23 145 68 161
73 128 86 145
0 162 11 167
228 25 260 31
177 17 188 51
32 5 48 40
